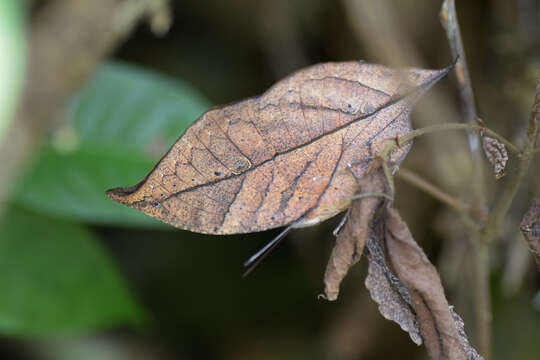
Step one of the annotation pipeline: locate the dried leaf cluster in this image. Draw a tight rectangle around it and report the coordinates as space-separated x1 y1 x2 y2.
323 171 482 360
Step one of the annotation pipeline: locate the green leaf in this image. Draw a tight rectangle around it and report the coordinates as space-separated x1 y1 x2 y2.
0 206 144 336
13 62 211 227
69 61 211 146
0 0 26 142
16 144 159 226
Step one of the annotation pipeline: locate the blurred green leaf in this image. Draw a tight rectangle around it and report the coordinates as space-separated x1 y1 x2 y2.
0 206 144 337
14 61 211 227
68 62 211 146
0 0 25 142
15 144 159 226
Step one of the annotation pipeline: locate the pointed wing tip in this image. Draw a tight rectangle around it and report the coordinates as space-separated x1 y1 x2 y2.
429 62 454 84
414 63 453 93
441 60 456 76
431 59 456 84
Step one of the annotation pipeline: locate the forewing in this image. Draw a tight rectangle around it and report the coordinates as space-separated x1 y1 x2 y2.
107 62 450 234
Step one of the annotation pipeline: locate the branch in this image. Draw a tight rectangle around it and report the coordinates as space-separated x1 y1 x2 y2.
482 83 540 244
440 0 478 128
440 0 487 207
396 123 520 155
396 167 478 228
471 82 540 359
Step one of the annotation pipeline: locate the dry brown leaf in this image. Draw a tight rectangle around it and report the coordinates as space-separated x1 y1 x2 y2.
384 206 480 360
107 62 450 234
449 306 484 360
520 196 540 269
482 136 507 179
365 224 422 345
322 170 386 301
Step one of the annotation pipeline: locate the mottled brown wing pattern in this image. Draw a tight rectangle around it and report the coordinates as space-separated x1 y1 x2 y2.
107 62 449 234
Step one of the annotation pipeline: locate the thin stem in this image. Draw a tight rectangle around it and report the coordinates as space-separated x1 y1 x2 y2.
438 2 538 359
396 123 520 154
440 0 478 129
440 0 487 208
481 84 540 244
482 128 521 155
397 167 469 214
472 233 492 360
441 2 493 356
397 167 480 231
473 83 540 359
344 192 394 201
440 2 512 356
481 155 531 243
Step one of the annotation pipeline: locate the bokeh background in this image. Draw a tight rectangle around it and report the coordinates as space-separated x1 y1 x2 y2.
0 0 539 359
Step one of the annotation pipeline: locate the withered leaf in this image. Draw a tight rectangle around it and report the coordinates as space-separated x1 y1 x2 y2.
383 206 479 360
365 228 422 345
322 170 386 301
449 306 484 360
107 62 449 234
482 136 507 179
520 196 540 269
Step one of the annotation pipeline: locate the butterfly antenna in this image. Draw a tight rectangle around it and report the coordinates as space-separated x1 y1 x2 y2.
242 224 294 277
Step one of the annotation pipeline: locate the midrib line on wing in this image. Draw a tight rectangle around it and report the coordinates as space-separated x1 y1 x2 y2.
157 74 443 203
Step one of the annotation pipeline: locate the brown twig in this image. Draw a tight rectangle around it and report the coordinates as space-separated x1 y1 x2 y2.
474 82 540 359
394 123 520 155
440 1 490 356
396 167 475 225
440 0 485 175
483 82 540 243
440 0 478 128
340 0 472 210
482 84 540 242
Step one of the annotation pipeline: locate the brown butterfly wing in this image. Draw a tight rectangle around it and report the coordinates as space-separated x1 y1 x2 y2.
107 62 449 234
